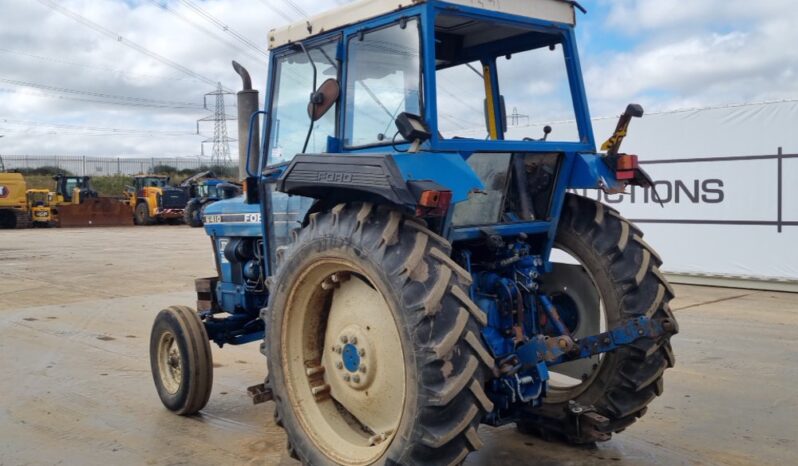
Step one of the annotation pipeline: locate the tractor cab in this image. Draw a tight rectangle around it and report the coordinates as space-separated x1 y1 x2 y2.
26 189 53 226
251 0 650 268
26 189 51 207
52 175 96 204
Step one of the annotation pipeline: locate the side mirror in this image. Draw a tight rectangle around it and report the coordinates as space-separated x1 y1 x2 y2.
307 78 340 121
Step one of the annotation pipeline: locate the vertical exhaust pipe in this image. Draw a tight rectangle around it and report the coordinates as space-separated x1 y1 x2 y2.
233 61 260 180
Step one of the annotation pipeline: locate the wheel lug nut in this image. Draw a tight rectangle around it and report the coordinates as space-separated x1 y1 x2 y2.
358 348 365 357
340 335 348 344
359 364 367 373
336 362 343 370
352 375 360 383
343 374 350 382
350 336 357 344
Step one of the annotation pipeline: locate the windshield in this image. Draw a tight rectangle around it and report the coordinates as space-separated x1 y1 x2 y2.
29 191 48 205
65 178 78 193
344 18 422 147
434 16 579 142
268 41 338 165
141 177 167 188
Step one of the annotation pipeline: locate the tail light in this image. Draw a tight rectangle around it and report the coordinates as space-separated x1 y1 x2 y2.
615 154 639 180
416 189 452 217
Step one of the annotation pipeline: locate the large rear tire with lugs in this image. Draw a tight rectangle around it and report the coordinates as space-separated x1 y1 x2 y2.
265 203 494 466
518 193 678 442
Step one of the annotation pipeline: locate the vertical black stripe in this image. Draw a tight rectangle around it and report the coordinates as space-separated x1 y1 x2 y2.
778 147 783 233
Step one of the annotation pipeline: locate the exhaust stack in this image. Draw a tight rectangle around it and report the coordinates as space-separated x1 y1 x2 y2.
233 61 260 180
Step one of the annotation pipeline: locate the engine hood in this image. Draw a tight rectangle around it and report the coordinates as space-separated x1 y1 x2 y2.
202 195 262 237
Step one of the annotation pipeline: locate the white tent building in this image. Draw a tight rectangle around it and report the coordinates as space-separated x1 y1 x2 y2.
509 99 798 290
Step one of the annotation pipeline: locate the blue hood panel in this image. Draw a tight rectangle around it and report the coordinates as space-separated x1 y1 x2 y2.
202 196 262 237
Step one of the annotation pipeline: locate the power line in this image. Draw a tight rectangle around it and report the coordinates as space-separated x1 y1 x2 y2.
0 88 204 111
35 0 227 89
1 118 196 136
255 0 296 23
177 0 268 57
0 47 198 83
0 77 204 109
280 0 310 19
147 0 266 62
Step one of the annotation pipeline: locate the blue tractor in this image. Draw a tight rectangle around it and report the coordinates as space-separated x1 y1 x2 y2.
149 1 678 464
182 176 239 228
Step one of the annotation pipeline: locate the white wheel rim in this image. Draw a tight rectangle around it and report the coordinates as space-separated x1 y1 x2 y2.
157 331 182 395
545 246 608 402
281 259 405 465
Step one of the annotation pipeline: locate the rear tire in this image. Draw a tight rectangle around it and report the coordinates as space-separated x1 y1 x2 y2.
518 193 678 442
184 200 203 227
149 305 213 415
266 203 494 466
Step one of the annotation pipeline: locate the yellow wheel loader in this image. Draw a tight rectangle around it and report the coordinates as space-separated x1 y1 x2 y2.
124 175 189 225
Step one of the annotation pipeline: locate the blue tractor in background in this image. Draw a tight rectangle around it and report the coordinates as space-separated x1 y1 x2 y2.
182 177 239 228
149 1 678 464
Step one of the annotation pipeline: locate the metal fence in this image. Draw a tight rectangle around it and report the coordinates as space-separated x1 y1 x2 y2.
0 155 236 176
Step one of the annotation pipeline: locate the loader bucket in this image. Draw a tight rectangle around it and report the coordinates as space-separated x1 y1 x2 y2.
56 198 133 227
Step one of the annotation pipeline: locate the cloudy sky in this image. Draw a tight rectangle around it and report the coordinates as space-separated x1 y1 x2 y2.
0 0 795 157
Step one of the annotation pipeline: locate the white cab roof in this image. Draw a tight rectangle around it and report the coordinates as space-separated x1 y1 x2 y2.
268 0 576 49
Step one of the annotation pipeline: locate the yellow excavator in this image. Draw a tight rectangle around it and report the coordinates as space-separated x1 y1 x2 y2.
0 172 30 229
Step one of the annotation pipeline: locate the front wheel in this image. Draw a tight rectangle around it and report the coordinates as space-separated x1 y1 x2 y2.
149 305 213 415
518 194 678 441
266 203 494 466
135 202 153 226
184 200 203 227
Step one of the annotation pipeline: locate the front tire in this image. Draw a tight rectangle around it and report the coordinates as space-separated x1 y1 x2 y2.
266 203 494 466
184 199 203 227
149 305 213 415
519 194 678 441
135 202 154 226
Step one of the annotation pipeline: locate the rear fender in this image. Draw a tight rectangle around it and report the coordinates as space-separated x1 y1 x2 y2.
567 152 626 192
277 153 483 213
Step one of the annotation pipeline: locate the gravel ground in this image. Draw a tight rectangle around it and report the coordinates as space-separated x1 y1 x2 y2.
1 226 795 465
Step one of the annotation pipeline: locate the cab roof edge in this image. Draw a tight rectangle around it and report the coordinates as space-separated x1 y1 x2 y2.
267 0 576 50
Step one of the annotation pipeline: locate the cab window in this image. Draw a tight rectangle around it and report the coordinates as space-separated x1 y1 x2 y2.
267 41 339 166
344 19 422 147
436 61 486 139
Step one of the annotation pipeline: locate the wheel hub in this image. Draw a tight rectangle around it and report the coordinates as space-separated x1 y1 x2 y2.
328 325 375 390
341 344 360 372
157 332 182 394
